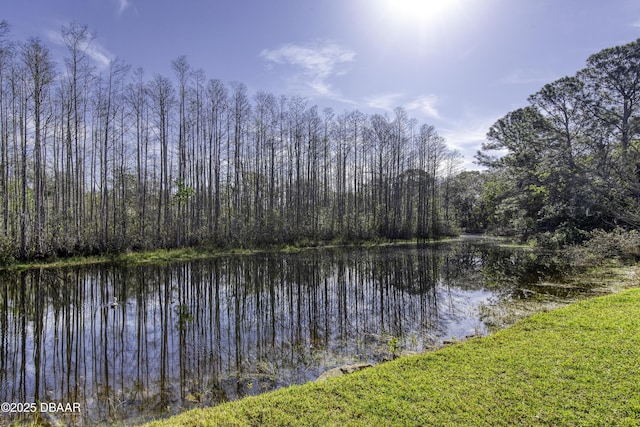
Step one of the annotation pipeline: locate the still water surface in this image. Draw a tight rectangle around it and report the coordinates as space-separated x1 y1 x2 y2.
0 238 572 425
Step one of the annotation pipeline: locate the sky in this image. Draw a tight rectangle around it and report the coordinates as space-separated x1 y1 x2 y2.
4 0 640 169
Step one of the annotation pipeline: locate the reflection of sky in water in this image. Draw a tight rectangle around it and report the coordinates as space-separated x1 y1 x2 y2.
0 240 564 425
440 288 493 339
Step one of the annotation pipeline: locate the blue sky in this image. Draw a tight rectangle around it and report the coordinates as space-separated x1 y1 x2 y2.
4 0 640 168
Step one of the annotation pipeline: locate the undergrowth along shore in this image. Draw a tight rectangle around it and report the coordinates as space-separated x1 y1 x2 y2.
143 282 640 426
0 236 462 271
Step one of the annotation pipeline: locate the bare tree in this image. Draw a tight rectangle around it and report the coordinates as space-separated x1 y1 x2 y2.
21 37 55 256
127 67 150 245
0 20 14 240
229 82 250 241
172 56 191 246
61 22 94 246
205 79 227 238
0 22 466 260
149 74 175 244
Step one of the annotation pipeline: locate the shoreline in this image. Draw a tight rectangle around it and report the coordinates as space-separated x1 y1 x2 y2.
141 275 640 426
0 235 488 272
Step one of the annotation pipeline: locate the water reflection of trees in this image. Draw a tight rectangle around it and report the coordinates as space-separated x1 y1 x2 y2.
478 246 579 299
0 242 512 424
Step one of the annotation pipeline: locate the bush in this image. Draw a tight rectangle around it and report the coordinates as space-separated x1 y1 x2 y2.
0 237 15 265
528 231 562 250
569 228 640 264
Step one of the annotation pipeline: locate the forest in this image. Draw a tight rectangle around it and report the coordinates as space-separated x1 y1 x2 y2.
1 19 639 262
0 21 463 261
473 38 640 244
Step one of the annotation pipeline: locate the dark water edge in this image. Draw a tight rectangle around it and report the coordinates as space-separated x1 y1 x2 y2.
0 238 589 426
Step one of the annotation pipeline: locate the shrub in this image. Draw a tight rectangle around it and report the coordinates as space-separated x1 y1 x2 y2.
0 237 15 265
570 228 640 264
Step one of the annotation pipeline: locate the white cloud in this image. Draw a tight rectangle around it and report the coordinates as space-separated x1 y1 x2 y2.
406 94 441 120
116 0 131 15
364 92 404 110
85 41 113 68
364 93 441 120
260 40 356 99
46 29 114 69
362 93 499 170
632 18 640 28
439 113 503 170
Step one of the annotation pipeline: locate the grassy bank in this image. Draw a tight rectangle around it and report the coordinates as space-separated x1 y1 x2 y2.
0 247 227 271
144 285 640 426
0 237 462 271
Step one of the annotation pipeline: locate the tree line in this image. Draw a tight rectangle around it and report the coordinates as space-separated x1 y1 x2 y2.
0 21 462 261
472 38 640 243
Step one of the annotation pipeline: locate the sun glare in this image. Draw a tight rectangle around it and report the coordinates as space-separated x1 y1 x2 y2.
372 0 470 48
381 0 455 22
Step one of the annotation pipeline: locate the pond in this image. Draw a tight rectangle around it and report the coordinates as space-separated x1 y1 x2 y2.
0 237 579 425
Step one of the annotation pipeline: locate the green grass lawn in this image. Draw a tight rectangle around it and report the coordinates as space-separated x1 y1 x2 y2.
143 286 640 426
